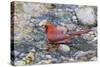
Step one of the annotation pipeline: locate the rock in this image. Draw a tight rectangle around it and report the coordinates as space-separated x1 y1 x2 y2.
91 37 97 42
90 57 97 61
35 55 43 62
14 50 20 57
73 51 85 58
50 52 61 59
19 53 26 58
58 44 70 52
51 58 58 62
15 60 25 66
60 56 74 62
23 3 49 16
45 55 52 59
14 58 19 62
37 60 52 64
66 23 77 31
60 56 66 60
23 3 34 14
73 19 78 24
72 16 77 20
65 8 73 12
58 9 62 12
73 50 97 61
82 33 95 41
75 7 97 26
91 27 97 36
68 58 74 62
30 48 36 52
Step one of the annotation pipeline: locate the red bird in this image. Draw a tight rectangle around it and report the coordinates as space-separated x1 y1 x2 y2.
39 20 91 44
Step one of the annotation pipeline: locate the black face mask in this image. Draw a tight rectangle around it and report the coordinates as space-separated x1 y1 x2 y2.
45 26 48 33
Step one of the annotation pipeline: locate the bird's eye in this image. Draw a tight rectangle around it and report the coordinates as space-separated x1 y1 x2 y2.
41 25 46 29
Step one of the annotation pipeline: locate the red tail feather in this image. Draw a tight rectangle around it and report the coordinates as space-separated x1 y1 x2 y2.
67 29 91 36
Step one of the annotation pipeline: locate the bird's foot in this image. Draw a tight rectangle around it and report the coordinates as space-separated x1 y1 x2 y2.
45 44 59 53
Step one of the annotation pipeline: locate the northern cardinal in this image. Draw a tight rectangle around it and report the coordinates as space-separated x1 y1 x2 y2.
39 20 91 44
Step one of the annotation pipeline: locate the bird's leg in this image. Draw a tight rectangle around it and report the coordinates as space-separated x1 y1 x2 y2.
52 43 60 48
45 40 55 52
45 43 60 52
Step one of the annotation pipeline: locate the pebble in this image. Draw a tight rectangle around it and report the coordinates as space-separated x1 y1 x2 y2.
19 53 26 58
30 48 36 52
37 60 52 64
52 58 58 62
73 51 85 58
58 44 70 52
82 33 95 41
68 58 74 62
72 16 77 20
66 23 76 31
14 50 20 57
45 55 52 59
